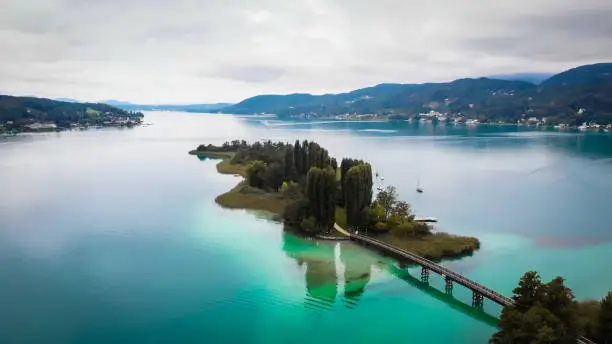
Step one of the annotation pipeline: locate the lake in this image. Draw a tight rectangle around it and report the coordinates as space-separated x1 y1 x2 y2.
1 112 611 343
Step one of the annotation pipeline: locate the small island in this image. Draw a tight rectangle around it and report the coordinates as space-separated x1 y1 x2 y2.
190 140 479 261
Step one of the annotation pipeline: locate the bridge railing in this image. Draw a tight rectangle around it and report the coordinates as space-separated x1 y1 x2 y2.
351 233 514 305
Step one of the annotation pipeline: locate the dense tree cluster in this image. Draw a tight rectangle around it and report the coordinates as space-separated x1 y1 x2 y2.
283 141 337 234
233 140 289 165
197 140 248 153
200 139 429 238
491 271 612 344
200 139 337 234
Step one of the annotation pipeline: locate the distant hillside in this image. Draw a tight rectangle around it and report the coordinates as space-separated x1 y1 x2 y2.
221 63 612 124
0 95 142 126
540 63 612 87
222 78 537 122
535 63 612 124
488 73 553 85
101 101 233 113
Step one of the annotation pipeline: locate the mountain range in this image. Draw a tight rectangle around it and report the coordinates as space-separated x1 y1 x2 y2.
221 63 612 125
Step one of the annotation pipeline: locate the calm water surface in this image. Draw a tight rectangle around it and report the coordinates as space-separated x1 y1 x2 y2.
1 112 611 343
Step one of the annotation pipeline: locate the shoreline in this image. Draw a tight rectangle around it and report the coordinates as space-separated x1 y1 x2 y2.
243 115 611 132
193 149 480 261
1 123 145 136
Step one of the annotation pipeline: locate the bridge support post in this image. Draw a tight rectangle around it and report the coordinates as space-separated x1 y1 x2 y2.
472 291 484 309
420 267 429 284
445 277 453 295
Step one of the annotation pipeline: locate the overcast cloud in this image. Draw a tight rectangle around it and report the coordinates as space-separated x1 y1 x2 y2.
1 0 611 103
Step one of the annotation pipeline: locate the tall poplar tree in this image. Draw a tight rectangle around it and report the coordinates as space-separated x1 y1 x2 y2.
344 163 373 228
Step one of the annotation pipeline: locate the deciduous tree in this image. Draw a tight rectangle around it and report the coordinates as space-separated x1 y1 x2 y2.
376 185 398 220
246 160 267 189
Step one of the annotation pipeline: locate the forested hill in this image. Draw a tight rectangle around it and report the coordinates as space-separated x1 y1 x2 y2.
0 95 143 125
221 63 612 124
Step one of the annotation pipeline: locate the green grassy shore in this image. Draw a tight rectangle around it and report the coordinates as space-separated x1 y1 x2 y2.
190 150 292 214
335 206 479 261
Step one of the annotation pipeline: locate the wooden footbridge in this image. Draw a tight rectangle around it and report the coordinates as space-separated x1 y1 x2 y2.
334 224 513 307
333 224 597 344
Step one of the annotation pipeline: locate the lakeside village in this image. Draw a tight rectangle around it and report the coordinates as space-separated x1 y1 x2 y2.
0 112 143 135
290 110 612 132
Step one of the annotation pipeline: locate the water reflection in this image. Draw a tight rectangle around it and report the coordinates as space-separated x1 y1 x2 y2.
339 241 372 309
281 232 377 310
387 264 500 327
281 232 338 311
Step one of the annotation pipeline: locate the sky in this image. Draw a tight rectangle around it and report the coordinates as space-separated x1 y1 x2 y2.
1 0 611 104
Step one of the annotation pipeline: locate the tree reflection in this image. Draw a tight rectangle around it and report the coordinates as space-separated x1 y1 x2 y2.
282 231 338 310
281 231 379 310
339 241 372 308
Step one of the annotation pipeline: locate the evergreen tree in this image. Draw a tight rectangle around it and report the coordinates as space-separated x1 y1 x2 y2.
294 140 303 175
305 166 336 232
322 166 337 228
318 147 329 168
600 292 612 343
301 140 309 175
542 277 578 341
491 307 526 343
284 145 296 181
339 158 364 207
264 162 285 191
513 271 545 312
308 141 317 169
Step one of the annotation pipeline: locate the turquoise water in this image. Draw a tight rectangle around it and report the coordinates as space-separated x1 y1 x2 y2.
1 112 611 343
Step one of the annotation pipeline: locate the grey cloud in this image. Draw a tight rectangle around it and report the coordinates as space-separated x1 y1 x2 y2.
0 0 611 103
461 7 612 63
206 65 286 83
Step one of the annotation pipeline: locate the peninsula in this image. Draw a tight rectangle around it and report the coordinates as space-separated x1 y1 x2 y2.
0 95 144 135
190 140 479 261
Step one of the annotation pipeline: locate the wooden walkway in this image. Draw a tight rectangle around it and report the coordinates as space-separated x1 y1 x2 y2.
334 224 513 306
333 224 596 344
